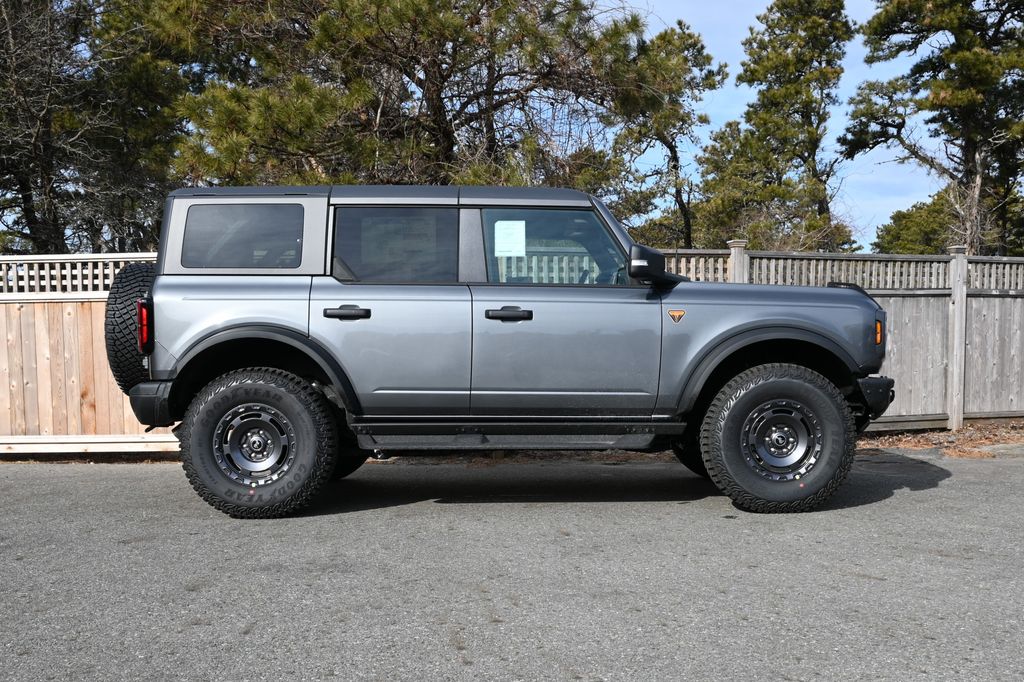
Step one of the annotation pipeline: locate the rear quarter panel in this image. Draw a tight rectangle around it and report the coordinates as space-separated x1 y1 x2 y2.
150 276 313 375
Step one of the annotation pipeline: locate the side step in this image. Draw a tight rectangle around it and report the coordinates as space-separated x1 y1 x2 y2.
349 420 687 451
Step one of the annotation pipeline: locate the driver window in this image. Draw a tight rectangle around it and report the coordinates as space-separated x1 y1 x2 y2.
481 208 628 286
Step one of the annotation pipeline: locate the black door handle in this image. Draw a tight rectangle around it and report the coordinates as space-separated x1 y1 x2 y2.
324 305 371 320
485 306 533 321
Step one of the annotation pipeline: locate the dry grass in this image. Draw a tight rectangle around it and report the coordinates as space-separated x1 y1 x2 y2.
860 419 1024 458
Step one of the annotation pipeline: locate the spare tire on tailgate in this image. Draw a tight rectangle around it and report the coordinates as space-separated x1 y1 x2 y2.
105 262 155 394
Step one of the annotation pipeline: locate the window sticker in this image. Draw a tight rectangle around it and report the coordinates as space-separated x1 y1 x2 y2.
493 220 526 258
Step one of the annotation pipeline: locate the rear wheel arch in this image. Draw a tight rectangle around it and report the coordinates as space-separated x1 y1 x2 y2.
166 326 361 420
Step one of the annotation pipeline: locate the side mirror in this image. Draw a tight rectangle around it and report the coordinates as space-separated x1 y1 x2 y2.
629 244 681 287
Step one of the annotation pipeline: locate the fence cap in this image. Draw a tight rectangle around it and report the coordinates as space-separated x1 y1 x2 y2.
949 245 968 255
726 239 749 249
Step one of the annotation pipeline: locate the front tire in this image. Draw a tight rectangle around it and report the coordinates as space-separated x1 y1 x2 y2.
700 363 855 513
180 368 338 518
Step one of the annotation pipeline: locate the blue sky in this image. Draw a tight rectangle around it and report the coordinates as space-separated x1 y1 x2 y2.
640 0 940 249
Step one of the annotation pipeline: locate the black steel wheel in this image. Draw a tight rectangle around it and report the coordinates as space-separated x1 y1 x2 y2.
700 363 855 513
180 368 338 518
739 399 823 481
212 403 298 485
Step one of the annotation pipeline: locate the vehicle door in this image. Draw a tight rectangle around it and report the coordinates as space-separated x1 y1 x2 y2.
468 207 662 417
309 205 472 416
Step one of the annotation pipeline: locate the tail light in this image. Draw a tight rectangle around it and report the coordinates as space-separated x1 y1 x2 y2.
136 298 154 355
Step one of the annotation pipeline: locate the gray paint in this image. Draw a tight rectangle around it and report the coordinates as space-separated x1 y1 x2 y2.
657 282 882 414
308 280 473 416
468 285 662 416
151 275 314 373
148 185 889 425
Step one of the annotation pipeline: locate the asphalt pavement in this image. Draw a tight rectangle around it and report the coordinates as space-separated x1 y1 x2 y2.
1 449 1022 681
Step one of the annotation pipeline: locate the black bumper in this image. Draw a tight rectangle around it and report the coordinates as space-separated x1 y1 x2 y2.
857 376 895 419
128 381 175 427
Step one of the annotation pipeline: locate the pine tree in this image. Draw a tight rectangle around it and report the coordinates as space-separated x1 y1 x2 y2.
872 193 954 254
841 0 1024 255
698 0 855 251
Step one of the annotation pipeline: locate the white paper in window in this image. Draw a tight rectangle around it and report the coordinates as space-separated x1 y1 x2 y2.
493 220 526 257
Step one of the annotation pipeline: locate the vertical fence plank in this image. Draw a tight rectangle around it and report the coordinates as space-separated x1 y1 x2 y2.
77 301 97 435
947 247 968 430
47 302 68 435
90 301 110 434
8 304 27 435
18 303 39 435
33 304 54 436
62 302 82 435
0 306 11 435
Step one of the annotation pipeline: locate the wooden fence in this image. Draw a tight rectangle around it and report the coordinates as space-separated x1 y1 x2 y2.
2 245 1023 451
0 254 176 453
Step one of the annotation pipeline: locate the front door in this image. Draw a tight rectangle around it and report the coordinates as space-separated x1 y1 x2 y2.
309 206 471 416
469 207 662 417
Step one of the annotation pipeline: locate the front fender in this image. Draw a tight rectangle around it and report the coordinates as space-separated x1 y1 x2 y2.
668 325 862 416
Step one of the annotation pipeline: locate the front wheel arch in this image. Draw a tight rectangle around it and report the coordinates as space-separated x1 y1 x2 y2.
677 332 860 421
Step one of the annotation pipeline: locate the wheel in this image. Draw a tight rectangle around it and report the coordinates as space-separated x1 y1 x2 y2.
104 262 155 394
700 363 855 513
179 368 338 518
671 429 709 479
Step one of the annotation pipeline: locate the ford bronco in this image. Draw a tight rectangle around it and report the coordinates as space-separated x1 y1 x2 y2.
105 185 894 517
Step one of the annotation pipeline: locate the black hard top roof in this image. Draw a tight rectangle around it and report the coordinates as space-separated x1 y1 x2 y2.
170 185 593 207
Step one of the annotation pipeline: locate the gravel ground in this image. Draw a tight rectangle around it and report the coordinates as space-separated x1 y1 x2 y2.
1 450 1022 681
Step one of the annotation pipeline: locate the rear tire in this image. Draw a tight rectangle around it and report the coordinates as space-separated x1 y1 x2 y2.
104 262 155 394
179 368 338 518
700 363 855 513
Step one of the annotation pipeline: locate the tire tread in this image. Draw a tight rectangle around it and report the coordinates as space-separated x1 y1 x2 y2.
700 363 855 513
178 367 337 518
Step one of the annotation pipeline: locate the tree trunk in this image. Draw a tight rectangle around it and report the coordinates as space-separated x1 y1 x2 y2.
662 137 692 248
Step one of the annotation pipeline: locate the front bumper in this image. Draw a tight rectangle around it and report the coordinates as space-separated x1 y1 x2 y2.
857 376 895 419
128 381 175 427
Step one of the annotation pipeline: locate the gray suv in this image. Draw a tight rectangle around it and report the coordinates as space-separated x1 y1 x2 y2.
105 185 894 518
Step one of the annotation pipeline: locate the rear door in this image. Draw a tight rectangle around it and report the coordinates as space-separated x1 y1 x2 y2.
468 207 662 417
309 205 472 417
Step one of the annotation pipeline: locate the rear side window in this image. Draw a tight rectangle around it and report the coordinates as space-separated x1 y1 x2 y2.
181 204 304 269
333 207 459 283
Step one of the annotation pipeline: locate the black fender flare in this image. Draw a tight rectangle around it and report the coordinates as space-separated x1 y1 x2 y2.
161 325 361 414
675 326 861 415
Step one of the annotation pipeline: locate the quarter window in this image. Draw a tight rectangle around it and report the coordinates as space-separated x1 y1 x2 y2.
181 204 304 269
482 208 627 285
333 207 459 283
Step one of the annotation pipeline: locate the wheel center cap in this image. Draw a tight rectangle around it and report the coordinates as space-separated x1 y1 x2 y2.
772 432 788 447
250 436 265 452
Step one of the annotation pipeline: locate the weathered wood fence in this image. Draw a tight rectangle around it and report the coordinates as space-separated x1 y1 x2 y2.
2 245 1023 451
666 241 1024 430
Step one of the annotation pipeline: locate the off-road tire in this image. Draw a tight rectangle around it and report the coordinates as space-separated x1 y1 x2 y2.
179 368 338 518
700 363 855 513
671 429 709 479
104 262 155 394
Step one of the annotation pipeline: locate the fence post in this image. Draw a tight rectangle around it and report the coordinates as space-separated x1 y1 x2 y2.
946 246 968 430
727 239 749 283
